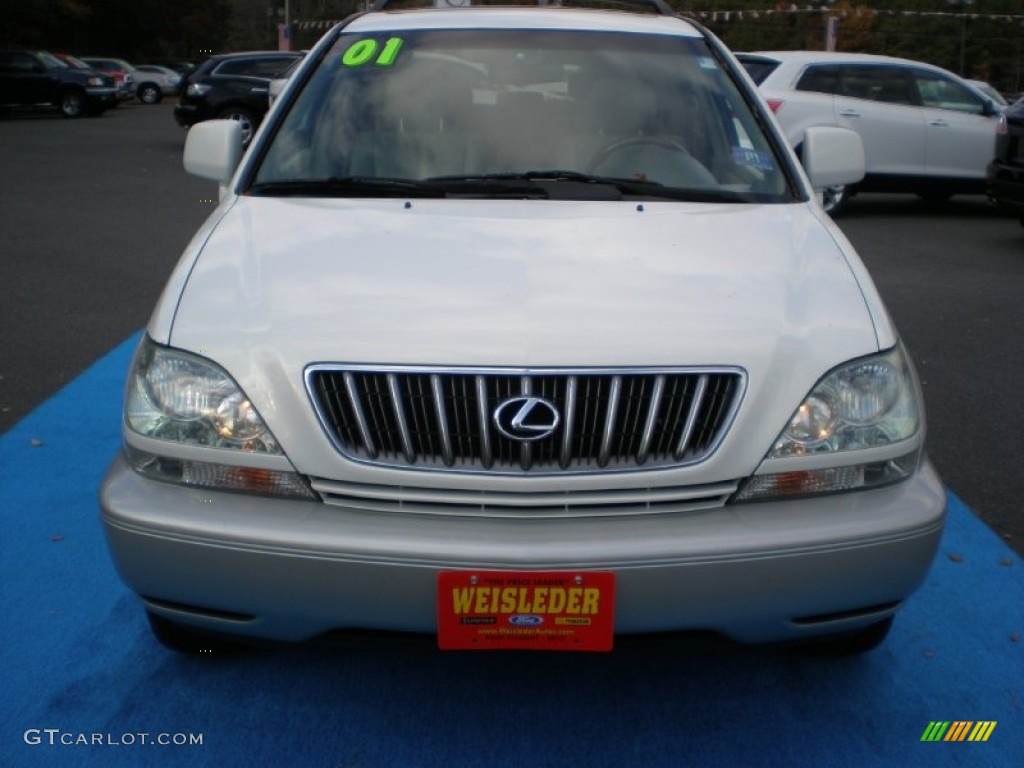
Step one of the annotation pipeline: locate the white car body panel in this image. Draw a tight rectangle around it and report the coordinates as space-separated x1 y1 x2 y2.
163 197 882 486
348 8 705 36
923 106 999 177
835 95 926 176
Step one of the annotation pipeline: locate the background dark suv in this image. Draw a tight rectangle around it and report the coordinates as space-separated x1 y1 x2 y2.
0 49 117 117
175 51 302 146
987 98 1024 226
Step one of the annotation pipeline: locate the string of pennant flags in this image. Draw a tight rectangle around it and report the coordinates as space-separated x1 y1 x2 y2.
294 7 1024 30
689 7 1024 22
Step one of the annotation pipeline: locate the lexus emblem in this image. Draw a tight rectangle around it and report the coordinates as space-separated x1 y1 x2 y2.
493 397 560 442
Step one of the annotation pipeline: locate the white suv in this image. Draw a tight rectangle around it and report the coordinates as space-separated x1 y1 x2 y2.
100 2 944 656
739 51 1002 215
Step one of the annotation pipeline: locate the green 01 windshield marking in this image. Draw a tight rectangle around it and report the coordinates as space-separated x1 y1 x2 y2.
341 37 404 67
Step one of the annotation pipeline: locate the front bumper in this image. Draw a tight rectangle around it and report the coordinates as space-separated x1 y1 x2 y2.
987 160 1024 217
85 86 118 108
100 454 946 646
173 102 203 127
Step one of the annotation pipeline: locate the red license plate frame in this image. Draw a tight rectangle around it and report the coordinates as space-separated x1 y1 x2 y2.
437 570 615 652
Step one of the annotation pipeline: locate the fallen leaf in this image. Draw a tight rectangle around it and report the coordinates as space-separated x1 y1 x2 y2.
947 553 964 563
30 438 43 447
998 557 1014 567
51 535 64 543
1011 633 1019 643
923 650 935 658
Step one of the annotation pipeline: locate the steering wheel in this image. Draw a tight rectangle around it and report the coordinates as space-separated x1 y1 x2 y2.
587 135 692 175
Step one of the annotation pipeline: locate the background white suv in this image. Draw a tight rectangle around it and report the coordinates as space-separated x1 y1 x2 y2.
738 51 1002 215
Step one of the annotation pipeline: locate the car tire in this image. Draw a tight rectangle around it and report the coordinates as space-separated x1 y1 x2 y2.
821 184 850 217
138 83 162 104
216 106 257 147
59 88 87 118
145 610 244 655
797 616 895 656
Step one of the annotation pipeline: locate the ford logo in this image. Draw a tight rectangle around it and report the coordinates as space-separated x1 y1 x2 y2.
509 614 544 626
493 397 560 442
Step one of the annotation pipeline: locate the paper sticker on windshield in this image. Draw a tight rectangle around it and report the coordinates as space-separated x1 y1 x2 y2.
731 146 775 171
341 37 403 68
698 57 717 70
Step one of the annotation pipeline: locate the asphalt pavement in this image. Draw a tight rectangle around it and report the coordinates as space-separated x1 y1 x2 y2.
838 195 1024 554
1 99 1022 768
1 101 1022 555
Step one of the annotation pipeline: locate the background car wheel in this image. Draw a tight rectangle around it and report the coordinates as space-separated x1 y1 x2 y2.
797 616 894 656
216 107 256 147
137 83 162 104
59 89 87 118
821 184 850 217
146 610 244 655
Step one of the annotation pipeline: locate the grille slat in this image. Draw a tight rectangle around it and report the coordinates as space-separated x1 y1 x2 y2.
560 376 578 470
674 374 708 461
312 477 740 518
520 376 532 471
386 374 415 463
475 375 493 469
637 374 665 465
598 375 622 468
343 372 378 459
430 374 454 467
309 367 743 475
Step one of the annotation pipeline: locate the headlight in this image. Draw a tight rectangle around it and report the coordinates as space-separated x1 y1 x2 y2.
124 338 315 499
126 339 279 453
87 76 104 86
735 345 922 502
186 82 211 97
769 346 918 457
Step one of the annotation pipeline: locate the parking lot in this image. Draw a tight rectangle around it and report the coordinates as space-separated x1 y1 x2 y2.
1 102 1022 768
2 101 1022 552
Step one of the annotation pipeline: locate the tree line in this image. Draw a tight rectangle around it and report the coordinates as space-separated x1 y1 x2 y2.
2 0 1021 95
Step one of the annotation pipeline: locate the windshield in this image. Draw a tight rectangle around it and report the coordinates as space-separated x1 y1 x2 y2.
37 51 68 69
62 55 91 69
253 29 792 202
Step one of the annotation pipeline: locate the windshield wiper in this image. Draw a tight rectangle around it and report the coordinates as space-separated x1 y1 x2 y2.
248 177 447 198
428 171 752 203
248 176 548 200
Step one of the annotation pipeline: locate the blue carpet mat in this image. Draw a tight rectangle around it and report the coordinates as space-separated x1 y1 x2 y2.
2 334 1021 767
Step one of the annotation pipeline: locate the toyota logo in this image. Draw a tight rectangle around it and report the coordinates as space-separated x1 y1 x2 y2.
493 397 560 442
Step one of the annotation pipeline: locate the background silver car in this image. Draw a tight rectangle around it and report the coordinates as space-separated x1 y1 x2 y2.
133 64 184 103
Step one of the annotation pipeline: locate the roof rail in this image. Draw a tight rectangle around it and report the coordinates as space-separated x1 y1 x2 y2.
368 0 675 16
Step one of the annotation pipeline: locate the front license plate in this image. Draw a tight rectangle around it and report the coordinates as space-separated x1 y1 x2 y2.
437 571 615 652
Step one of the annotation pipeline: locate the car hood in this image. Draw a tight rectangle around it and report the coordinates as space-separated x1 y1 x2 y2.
158 197 888 481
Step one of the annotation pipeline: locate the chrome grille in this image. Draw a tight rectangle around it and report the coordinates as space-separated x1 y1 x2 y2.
311 477 740 518
307 366 744 474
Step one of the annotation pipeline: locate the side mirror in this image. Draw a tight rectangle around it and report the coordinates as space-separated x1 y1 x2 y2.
268 78 287 108
801 126 865 189
183 119 243 184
